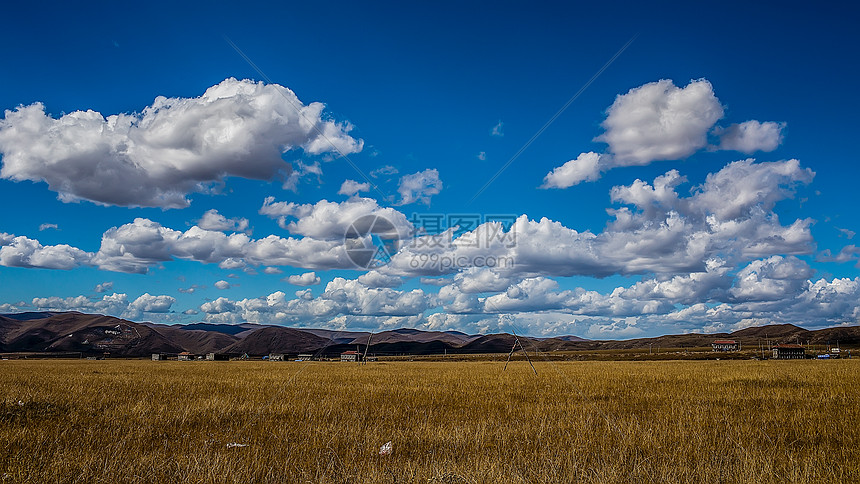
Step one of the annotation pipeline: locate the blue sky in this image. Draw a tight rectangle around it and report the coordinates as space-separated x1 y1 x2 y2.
1 0 858 338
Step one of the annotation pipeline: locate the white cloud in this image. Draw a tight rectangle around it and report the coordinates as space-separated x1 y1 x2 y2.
357 270 402 288
596 79 723 165
283 161 323 192
200 277 429 325
491 120 504 137
542 79 726 187
263 267 283 274
32 293 129 315
338 179 371 197
3 157 815 290
218 258 246 270
543 80 789 189
541 152 604 189
94 282 114 293
197 209 249 232
477 151 487 161
817 245 860 264
837 228 855 240
178 285 202 294
0 302 27 313
214 280 232 290
28 292 175 320
370 165 398 178
389 159 814 280
716 121 785 153
396 169 443 205
729 256 812 302
419 277 451 286
0 233 92 270
91 217 359 273
453 267 511 293
483 277 570 312
260 196 413 240
287 272 321 286
39 223 58 231
687 158 813 220
585 318 644 339
127 293 176 314
0 78 362 208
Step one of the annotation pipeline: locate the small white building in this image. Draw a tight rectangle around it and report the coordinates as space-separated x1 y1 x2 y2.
340 351 361 362
712 340 739 352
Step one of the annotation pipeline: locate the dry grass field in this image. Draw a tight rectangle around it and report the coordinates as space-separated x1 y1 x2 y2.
1 358 858 483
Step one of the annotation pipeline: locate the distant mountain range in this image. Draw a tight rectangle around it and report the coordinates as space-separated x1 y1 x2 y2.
1 311 858 357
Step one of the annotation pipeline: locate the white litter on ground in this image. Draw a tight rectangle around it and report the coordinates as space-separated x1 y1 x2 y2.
226 443 248 449
379 441 393 455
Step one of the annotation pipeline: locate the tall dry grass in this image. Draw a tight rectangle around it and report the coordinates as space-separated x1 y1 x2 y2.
0 359 857 483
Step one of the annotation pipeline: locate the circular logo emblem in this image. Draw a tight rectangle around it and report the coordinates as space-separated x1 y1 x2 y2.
344 214 402 269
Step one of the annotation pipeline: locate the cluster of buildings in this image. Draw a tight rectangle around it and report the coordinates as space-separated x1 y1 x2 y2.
710 340 848 359
152 351 370 361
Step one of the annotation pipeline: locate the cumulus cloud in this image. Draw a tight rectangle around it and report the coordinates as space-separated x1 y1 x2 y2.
197 209 249 232
729 256 812 302
94 282 114 293
597 79 723 165
453 267 511 293
541 78 769 187
214 280 232 290
127 293 176 314
29 292 175 320
200 277 429 325
0 233 92 270
3 157 815 292
338 179 371 197
91 217 359 273
388 159 814 280
716 121 785 153
39 223 58 231
541 152 604 189
260 196 412 240
685 158 814 220
286 272 321 286
32 293 129 315
178 284 203 294
185 258 860 336
357 270 402 288
0 302 27 313
396 169 443 205
0 78 362 208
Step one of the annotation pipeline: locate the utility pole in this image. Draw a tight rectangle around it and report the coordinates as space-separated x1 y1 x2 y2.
362 332 373 364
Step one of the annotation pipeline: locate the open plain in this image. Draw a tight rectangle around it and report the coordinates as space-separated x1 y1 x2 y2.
1 359 858 483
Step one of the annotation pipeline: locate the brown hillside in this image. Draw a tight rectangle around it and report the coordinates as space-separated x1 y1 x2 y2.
221 327 330 355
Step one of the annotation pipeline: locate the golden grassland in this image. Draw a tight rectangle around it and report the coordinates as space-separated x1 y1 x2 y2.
1 358 858 483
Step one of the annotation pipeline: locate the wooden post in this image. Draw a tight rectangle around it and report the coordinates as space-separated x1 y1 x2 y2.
362 332 373 364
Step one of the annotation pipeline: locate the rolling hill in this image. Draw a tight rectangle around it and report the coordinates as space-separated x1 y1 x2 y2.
1 311 858 358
